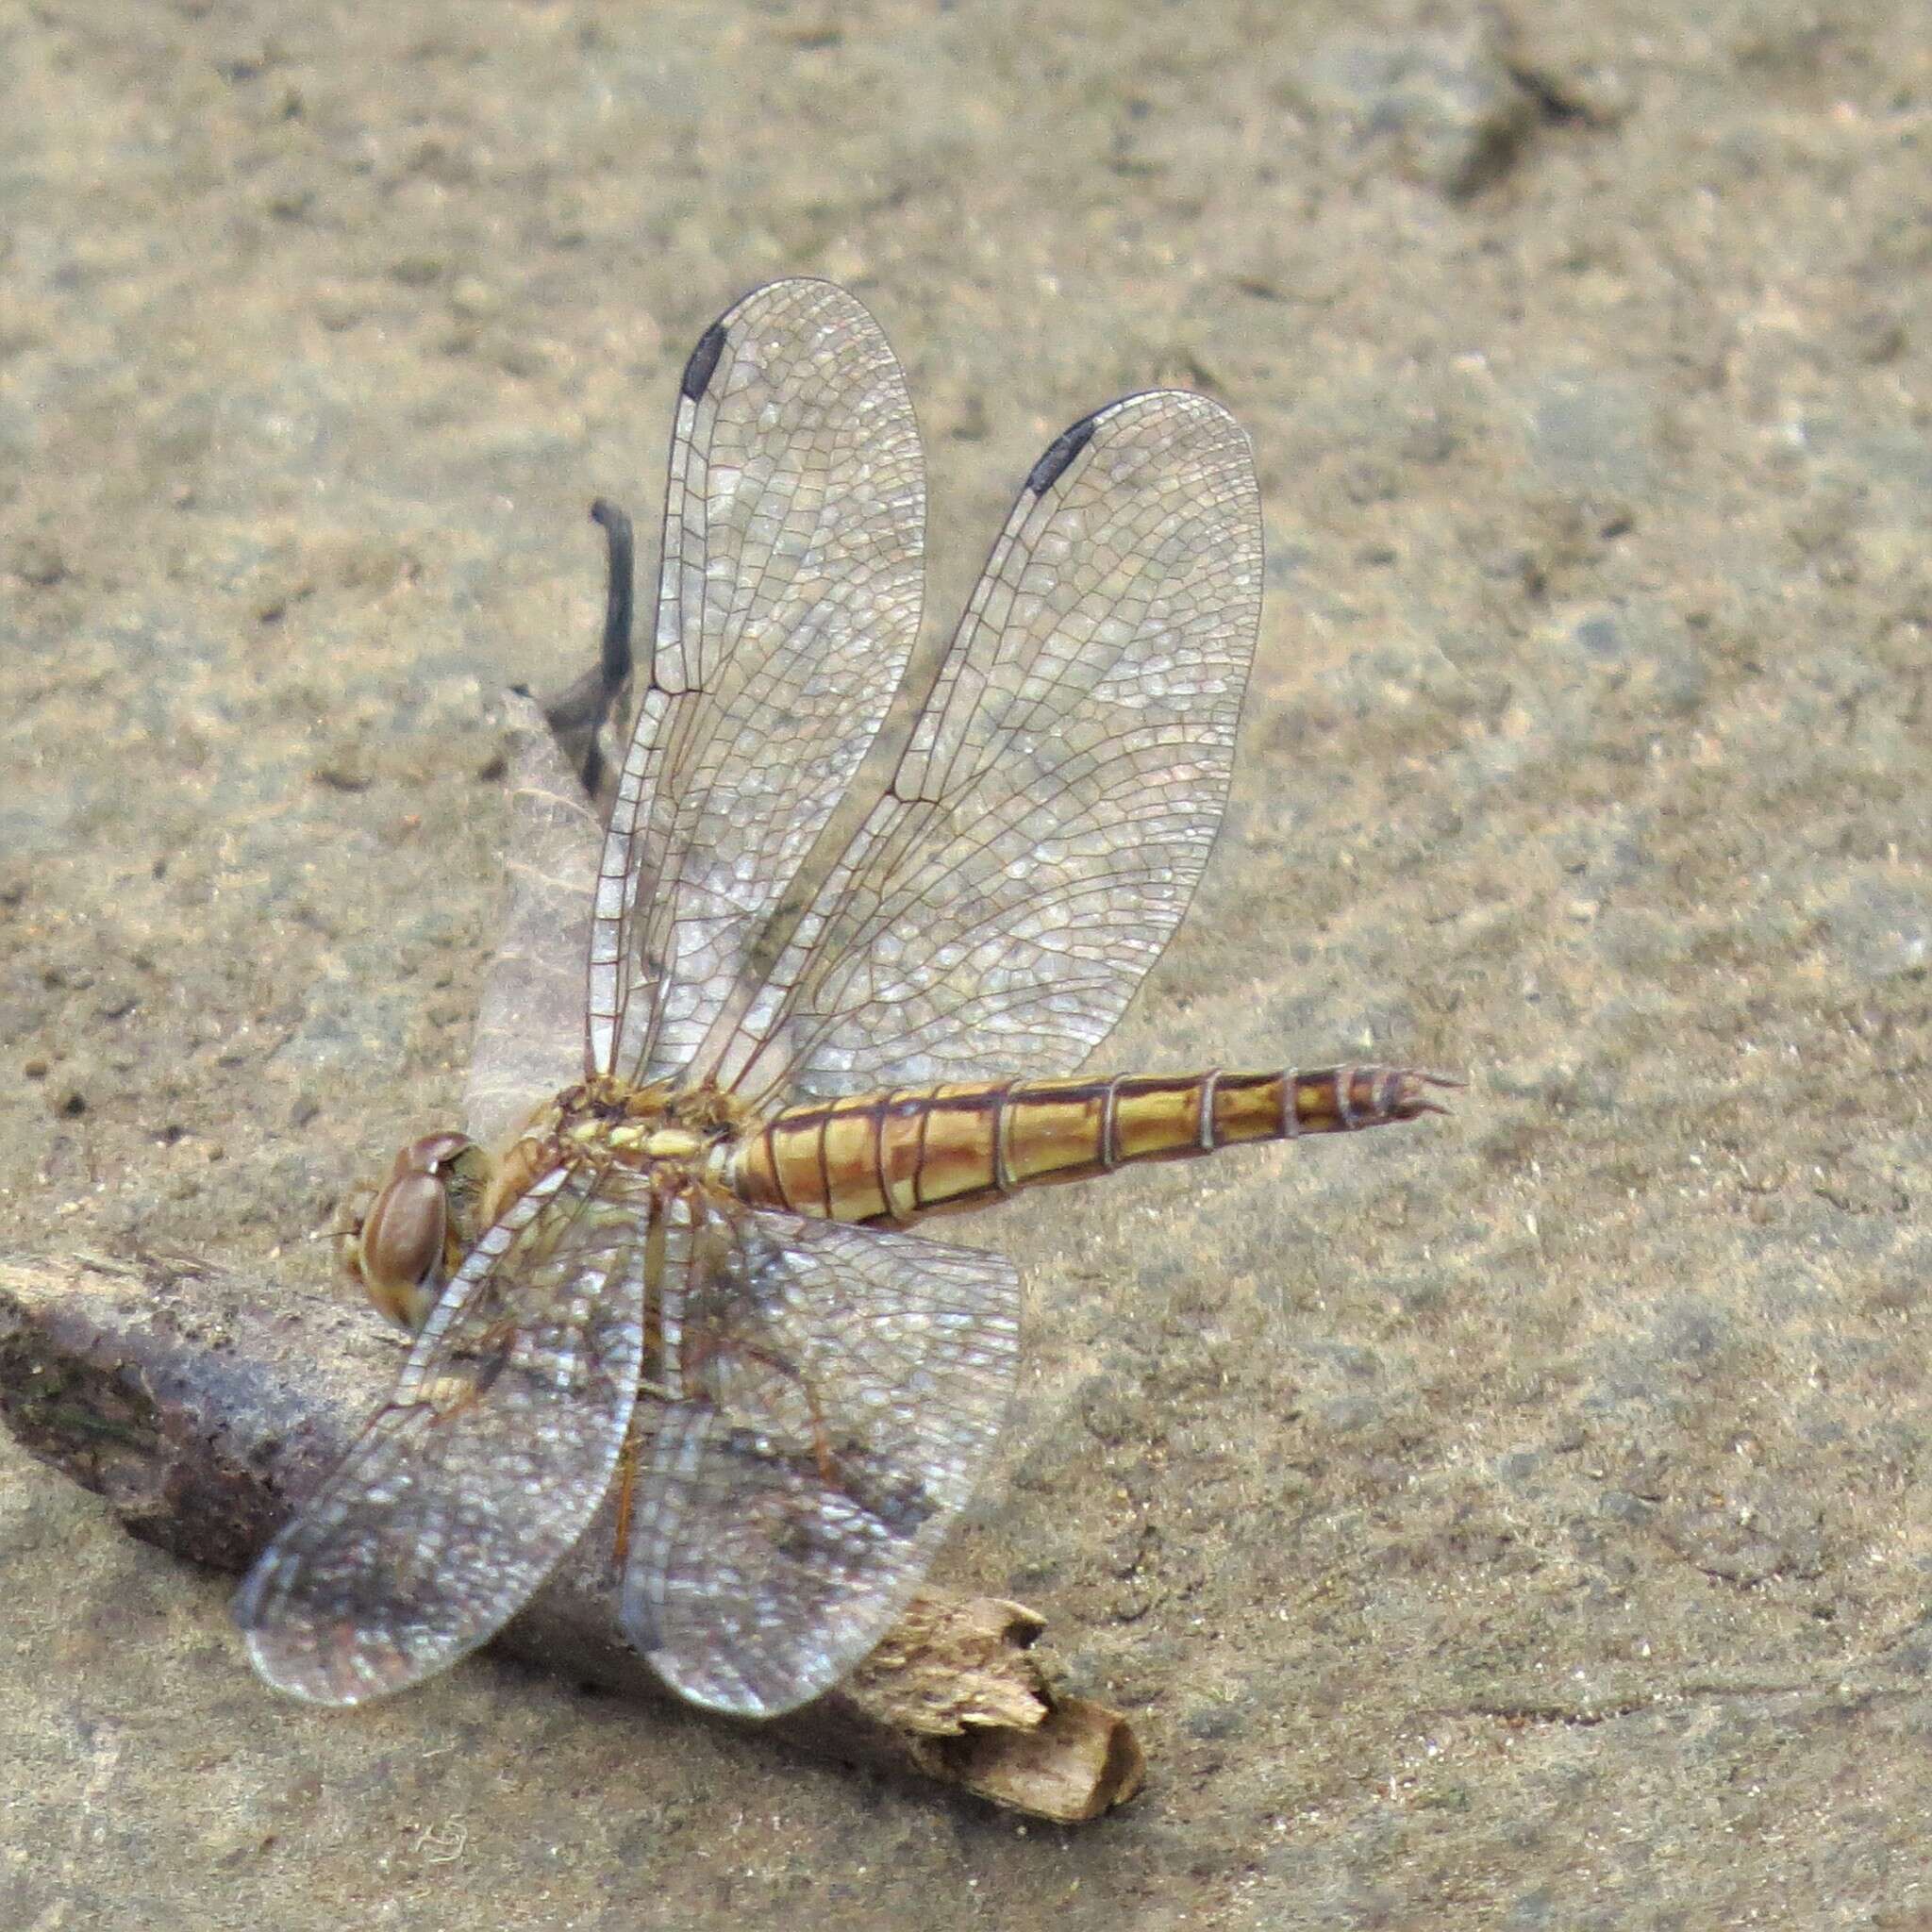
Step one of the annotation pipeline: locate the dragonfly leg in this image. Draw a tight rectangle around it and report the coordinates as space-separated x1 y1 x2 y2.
539 498 637 804
610 1415 645 1575
674 1318 843 1489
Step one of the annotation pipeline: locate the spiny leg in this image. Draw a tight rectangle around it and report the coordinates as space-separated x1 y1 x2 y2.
540 498 637 806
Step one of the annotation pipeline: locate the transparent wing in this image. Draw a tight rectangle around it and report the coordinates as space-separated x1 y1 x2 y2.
588 279 925 1089
695 389 1263 1105
235 1163 648 1705
463 691 604 1151
623 1206 1019 1716
468 500 634 1146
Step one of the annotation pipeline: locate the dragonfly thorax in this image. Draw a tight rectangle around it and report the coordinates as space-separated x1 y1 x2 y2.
351 1076 758 1336
549 1072 754 1163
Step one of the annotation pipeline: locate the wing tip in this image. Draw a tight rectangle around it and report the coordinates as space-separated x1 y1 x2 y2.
1025 411 1101 497
641 1640 822 1720
239 1596 445 1710
681 319 729 402
238 1621 361 1708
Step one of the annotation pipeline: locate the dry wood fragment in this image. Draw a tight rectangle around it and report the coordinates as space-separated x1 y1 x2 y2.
0 1247 1142 1824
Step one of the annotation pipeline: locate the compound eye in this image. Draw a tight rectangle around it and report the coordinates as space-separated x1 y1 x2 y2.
355 1169 449 1333
391 1130 475 1182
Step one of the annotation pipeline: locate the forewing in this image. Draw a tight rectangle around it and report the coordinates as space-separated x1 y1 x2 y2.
463 691 604 1150
701 389 1263 1105
236 1163 648 1705
588 280 925 1088
623 1208 1019 1716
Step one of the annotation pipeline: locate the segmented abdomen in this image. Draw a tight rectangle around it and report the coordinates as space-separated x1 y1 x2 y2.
729 1065 1441 1226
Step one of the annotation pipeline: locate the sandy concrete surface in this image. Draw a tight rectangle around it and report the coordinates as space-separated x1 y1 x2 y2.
3 2 1928 1926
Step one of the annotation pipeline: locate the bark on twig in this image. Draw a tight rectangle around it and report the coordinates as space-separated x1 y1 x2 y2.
0 1248 1142 1824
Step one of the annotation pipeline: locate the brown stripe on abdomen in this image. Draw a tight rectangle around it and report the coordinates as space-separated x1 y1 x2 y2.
740 1091 893 1221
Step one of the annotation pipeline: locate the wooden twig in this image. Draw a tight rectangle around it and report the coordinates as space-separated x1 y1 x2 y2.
0 1248 1142 1824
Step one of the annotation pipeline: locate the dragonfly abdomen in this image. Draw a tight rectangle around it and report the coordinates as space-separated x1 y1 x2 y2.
731 1065 1448 1226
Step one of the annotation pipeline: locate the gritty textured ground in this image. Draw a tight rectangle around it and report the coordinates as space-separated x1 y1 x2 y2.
4 3 1930 1927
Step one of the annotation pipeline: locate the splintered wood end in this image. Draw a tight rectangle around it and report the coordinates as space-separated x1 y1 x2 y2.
926 1691 1147 1823
845 1592 1144 1821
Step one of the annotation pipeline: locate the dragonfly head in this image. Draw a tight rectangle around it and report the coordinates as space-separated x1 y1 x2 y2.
346 1132 494 1334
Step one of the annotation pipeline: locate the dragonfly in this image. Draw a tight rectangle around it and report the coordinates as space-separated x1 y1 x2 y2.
235 279 1449 1720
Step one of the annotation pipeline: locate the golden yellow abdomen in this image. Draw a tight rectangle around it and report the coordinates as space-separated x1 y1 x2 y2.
730 1065 1448 1226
